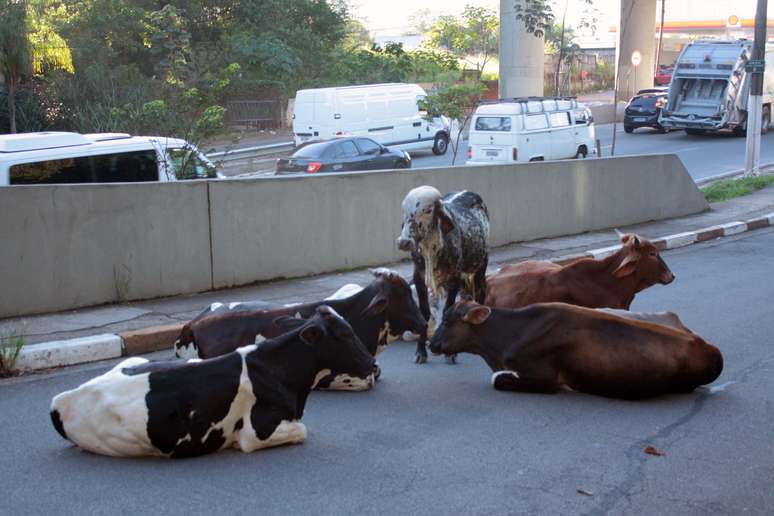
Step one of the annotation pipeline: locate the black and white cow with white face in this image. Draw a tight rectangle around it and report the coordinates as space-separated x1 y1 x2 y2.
396 186 490 364
50 306 375 458
173 269 427 390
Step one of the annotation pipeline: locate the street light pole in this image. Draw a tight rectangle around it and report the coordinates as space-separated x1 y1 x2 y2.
744 0 768 177
654 0 666 77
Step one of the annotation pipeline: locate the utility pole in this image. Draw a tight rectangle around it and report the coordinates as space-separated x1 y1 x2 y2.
744 0 768 177
654 0 666 77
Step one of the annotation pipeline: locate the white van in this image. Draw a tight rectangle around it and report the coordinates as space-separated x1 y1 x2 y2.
466 98 596 164
0 132 216 186
292 83 451 155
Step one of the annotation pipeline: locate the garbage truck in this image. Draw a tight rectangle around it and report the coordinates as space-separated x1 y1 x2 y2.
659 39 774 135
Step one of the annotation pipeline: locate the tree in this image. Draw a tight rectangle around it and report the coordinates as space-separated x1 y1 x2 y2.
512 0 592 38
0 1 30 134
545 22 581 95
406 8 436 36
426 5 498 76
418 82 486 165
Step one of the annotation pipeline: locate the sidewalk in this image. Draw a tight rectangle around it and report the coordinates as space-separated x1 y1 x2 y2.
3 186 774 370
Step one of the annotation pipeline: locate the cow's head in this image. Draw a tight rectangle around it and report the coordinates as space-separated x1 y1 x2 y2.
429 300 490 356
300 306 375 378
613 232 675 286
396 185 451 251
362 268 428 339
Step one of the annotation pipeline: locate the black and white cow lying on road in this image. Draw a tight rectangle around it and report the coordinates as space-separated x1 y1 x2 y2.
174 269 427 390
396 186 490 363
50 306 375 458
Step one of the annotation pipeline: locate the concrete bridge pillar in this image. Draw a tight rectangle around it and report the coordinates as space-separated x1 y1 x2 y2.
499 0 544 98
616 0 658 101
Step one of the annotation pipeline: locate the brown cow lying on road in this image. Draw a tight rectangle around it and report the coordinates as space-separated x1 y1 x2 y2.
429 300 723 400
485 232 674 310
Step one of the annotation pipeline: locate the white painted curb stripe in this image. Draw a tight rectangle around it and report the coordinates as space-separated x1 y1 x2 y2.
16 333 122 371
720 221 747 236
662 231 698 249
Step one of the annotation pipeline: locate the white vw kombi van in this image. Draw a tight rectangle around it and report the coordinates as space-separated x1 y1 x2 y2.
466 97 596 164
292 83 451 155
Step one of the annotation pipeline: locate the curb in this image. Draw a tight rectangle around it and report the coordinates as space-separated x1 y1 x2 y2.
554 212 774 265
11 211 774 374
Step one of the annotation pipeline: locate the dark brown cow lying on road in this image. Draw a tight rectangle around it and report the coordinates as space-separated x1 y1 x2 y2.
429 301 722 400
485 233 674 310
51 306 374 458
174 269 426 390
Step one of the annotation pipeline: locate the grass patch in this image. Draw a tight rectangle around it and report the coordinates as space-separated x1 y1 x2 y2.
0 334 25 377
702 175 774 203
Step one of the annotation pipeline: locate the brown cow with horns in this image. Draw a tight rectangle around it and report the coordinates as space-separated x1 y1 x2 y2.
485 232 674 310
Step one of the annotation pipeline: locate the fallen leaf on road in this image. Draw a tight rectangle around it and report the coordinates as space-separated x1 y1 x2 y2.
576 488 594 496
644 445 666 457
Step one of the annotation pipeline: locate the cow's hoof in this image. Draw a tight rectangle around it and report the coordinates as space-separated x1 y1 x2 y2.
414 353 428 364
373 363 382 381
445 354 457 365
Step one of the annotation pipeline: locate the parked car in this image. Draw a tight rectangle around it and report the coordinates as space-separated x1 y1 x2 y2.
275 137 411 175
0 132 217 186
292 83 450 155
654 65 674 86
466 97 596 164
624 91 670 133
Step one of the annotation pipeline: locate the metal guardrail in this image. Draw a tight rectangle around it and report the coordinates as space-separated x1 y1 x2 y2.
206 141 294 160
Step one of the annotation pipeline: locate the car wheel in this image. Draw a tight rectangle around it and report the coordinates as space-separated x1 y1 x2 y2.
575 146 588 159
657 125 670 134
732 125 746 137
395 160 409 169
624 125 634 133
432 133 449 155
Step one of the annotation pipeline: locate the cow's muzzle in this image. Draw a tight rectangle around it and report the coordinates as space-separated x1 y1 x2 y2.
396 237 413 252
661 270 675 284
428 333 443 355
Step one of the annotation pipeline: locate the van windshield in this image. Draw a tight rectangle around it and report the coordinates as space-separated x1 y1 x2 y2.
475 117 512 132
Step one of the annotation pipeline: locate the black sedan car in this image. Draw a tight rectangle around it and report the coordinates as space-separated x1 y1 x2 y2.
624 91 670 133
275 137 411 175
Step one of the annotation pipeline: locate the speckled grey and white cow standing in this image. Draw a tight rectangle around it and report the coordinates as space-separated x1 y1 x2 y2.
396 185 490 363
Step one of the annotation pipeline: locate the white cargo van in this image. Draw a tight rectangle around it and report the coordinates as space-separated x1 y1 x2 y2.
466 98 596 164
0 132 216 186
292 83 451 155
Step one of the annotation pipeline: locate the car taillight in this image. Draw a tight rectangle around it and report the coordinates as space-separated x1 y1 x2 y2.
466 147 472 159
306 162 322 173
512 148 518 161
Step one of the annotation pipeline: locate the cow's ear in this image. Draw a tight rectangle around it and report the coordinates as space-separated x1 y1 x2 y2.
463 305 491 325
434 200 455 234
273 316 306 331
613 253 639 278
299 325 324 345
361 295 388 317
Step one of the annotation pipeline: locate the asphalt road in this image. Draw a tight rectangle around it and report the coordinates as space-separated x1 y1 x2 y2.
2 228 774 515
409 124 774 181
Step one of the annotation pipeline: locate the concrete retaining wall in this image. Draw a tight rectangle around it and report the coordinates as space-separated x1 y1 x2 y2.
0 154 708 317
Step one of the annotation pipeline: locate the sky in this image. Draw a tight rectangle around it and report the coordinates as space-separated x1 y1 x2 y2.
351 0 620 38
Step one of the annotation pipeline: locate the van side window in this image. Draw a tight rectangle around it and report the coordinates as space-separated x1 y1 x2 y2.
168 148 216 179
9 150 159 185
549 112 571 128
524 114 549 130
475 117 512 131
573 110 588 124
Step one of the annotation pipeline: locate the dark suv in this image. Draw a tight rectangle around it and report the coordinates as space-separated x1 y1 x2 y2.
624 91 669 133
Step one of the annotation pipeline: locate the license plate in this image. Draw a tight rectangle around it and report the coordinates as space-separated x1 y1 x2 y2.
485 150 499 157
634 117 647 122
